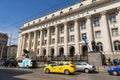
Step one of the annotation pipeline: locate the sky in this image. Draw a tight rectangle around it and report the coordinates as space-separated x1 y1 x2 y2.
0 0 80 45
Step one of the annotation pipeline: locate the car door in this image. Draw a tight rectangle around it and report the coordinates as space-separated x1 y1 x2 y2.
75 62 85 71
50 64 59 73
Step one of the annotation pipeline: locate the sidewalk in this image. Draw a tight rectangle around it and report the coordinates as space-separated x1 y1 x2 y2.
96 66 109 72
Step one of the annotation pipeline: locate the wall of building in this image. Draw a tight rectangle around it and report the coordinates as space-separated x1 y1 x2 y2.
17 0 120 60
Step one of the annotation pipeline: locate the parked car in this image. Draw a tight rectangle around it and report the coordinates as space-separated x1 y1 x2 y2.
0 59 6 66
44 61 76 75
3 58 17 67
17 58 37 68
108 65 120 76
73 61 96 73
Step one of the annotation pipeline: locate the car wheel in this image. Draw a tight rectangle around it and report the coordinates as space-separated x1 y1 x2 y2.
84 68 89 73
64 70 70 75
45 69 50 73
112 71 118 76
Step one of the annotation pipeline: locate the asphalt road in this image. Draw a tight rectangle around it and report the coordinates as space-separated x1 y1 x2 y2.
0 67 120 80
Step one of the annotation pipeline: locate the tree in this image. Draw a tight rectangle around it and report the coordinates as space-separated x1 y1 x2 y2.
11 52 16 58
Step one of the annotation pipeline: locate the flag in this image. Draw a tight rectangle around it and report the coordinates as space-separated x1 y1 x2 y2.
82 36 88 45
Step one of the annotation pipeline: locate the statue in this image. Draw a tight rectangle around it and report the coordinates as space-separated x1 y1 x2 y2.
91 40 99 52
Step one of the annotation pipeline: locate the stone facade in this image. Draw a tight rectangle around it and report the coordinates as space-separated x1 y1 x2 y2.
0 33 8 59
17 0 120 60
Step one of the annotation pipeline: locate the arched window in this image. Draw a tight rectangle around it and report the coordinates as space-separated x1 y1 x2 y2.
52 14 55 17
45 17 47 20
80 4 84 7
39 19 41 22
60 11 63 15
97 42 103 51
114 41 120 51
69 8 72 11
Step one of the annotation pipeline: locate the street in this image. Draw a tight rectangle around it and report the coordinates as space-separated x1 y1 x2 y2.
0 67 120 80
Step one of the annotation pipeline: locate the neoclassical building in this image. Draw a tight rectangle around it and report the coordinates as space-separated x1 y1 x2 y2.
17 0 120 60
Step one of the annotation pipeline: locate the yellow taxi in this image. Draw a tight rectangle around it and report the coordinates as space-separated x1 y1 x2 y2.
43 61 76 75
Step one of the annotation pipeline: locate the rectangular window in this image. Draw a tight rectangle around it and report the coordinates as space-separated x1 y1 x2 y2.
112 28 118 36
69 23 74 32
44 40 47 45
60 26 64 34
52 38 55 44
37 31 40 38
52 28 55 35
70 35 74 42
109 12 116 23
93 17 100 27
95 31 101 38
61 37 64 43
81 20 86 29
38 41 40 46
44 30 47 37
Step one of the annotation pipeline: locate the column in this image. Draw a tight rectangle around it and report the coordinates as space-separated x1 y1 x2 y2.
17 33 22 57
86 15 93 51
27 33 31 51
74 19 80 55
64 22 68 56
21 34 26 55
101 11 112 52
46 27 50 56
55 25 58 56
39 29 43 56
33 31 37 54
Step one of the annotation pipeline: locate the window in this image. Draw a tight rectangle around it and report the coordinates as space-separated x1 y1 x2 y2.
51 28 55 35
52 14 55 17
114 41 120 51
28 23 30 26
69 23 74 32
80 4 84 7
93 17 100 27
81 20 86 29
31 32 34 37
39 19 41 22
38 41 40 46
60 11 63 15
44 30 47 37
95 31 101 38
69 8 72 11
33 21 35 24
112 28 118 36
97 42 103 51
44 40 47 45
61 37 64 43
60 26 64 34
70 35 74 42
37 49 39 55
92 0 96 3
52 38 55 44
37 31 40 38
45 17 47 20
109 12 116 23
31 42 33 47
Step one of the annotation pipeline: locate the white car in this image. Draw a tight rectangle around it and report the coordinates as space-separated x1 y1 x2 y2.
73 61 96 73
18 58 36 68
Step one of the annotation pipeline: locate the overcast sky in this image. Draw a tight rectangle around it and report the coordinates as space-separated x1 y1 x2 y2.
0 0 80 45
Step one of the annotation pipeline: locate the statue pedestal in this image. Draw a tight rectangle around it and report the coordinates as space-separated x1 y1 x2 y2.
88 52 102 66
